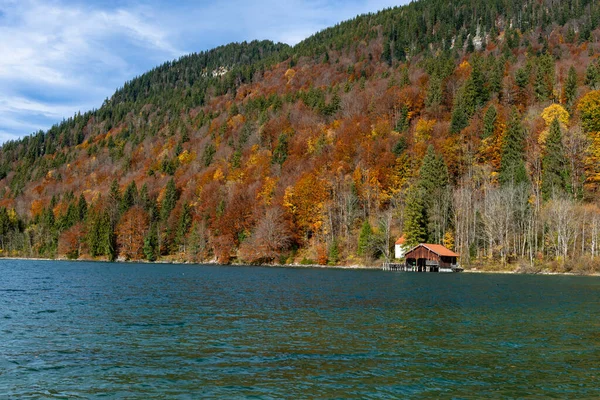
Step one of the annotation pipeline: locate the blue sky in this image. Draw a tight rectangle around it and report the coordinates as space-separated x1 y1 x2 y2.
0 0 408 144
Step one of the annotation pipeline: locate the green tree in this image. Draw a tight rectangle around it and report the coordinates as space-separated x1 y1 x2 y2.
271 133 289 165
419 145 449 195
585 63 599 89
403 186 428 247
174 202 192 252
564 66 578 107
482 105 497 139
120 181 138 213
382 38 392 66
395 105 409 132
357 220 373 257
161 178 178 221
144 223 159 261
328 237 340 265
541 118 572 200
450 101 469 134
499 110 528 186
425 74 443 110
534 54 555 101
77 194 87 221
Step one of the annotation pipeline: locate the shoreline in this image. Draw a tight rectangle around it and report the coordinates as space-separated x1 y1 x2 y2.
2 256 600 276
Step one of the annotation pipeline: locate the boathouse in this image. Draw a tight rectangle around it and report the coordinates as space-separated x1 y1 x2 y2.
404 244 459 272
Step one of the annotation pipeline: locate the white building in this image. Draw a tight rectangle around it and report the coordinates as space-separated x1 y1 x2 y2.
394 235 407 259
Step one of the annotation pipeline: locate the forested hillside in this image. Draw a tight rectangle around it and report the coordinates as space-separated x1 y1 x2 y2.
2 0 600 272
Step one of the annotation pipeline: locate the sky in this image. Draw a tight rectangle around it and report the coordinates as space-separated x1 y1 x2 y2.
0 0 409 144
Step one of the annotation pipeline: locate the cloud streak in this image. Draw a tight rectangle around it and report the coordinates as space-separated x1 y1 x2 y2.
0 0 407 143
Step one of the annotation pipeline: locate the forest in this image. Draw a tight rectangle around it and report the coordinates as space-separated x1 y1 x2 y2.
1 0 600 273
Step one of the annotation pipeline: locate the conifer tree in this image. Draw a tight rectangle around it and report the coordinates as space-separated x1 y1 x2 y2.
419 145 449 196
174 202 192 252
144 224 159 261
425 74 443 110
564 66 578 107
328 237 340 265
499 110 528 186
534 54 555 101
403 186 427 247
450 101 469 134
483 105 497 139
120 181 138 213
585 63 599 89
470 55 489 106
382 39 392 66
139 183 150 210
541 118 571 199
357 220 373 257
161 178 178 221
109 179 120 205
399 67 410 87
77 194 87 221
395 105 409 132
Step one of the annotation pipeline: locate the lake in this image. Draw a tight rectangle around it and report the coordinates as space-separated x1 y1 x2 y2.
1 260 599 398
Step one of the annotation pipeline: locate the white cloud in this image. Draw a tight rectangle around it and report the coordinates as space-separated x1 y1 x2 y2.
0 0 409 144
0 0 181 141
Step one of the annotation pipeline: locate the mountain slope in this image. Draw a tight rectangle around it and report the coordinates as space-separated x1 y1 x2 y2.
1 0 600 271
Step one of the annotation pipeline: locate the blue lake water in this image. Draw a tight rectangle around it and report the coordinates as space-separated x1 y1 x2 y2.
1 260 599 398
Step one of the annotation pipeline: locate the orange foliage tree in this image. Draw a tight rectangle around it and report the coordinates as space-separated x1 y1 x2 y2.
283 172 329 241
116 206 149 260
58 223 85 259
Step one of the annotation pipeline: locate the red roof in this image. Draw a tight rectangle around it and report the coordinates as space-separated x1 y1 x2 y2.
407 243 459 257
395 235 406 245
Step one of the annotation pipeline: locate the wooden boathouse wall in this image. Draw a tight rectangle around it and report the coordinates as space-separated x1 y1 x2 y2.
403 244 459 272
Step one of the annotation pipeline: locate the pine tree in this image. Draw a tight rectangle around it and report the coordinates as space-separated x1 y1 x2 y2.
174 202 192 252
488 56 504 95
450 101 469 134
541 118 572 200
109 179 121 205
403 186 428 247
470 55 489 106
161 178 178 221
328 237 340 265
425 74 443 110
499 110 528 186
382 38 392 66
271 133 289 165
357 220 373 257
399 67 410 87
585 63 599 89
564 66 578 107
120 181 137 213
534 54 555 101
395 105 409 132
419 145 449 195
144 223 159 261
482 105 497 139
77 194 87 221
139 183 150 209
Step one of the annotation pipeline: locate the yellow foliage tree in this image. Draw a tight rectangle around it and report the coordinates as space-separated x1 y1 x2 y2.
539 104 569 144
578 90 600 133
584 131 600 194
283 173 329 239
177 150 195 165
541 104 569 126
415 118 436 143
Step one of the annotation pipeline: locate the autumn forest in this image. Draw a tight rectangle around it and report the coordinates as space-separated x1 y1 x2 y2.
2 0 600 272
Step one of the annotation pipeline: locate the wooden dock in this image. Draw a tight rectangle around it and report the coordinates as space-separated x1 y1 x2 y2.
383 262 463 273
383 262 416 271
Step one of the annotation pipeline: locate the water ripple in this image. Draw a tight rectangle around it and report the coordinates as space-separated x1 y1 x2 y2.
0 260 599 398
